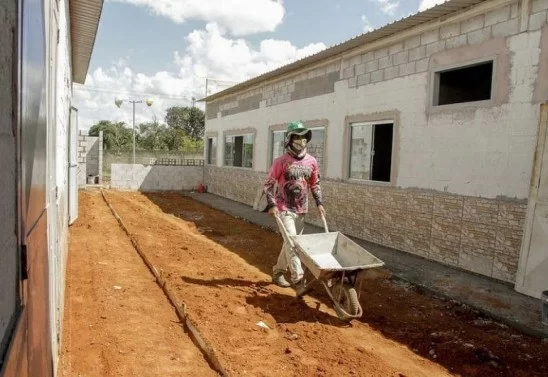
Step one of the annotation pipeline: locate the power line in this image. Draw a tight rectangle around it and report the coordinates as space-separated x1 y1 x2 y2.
73 84 192 101
206 78 239 85
74 78 240 101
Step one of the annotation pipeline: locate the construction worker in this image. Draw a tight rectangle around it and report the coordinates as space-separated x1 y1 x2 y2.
264 121 325 295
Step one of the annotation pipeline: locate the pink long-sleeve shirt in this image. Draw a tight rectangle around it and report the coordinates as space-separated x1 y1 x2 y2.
263 152 323 214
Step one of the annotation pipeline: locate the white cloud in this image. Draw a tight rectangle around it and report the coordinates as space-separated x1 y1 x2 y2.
109 0 285 35
361 15 374 33
371 0 400 16
74 23 326 130
418 0 446 11
179 23 325 83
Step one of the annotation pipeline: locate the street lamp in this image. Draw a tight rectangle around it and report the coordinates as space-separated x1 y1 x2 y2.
115 98 153 164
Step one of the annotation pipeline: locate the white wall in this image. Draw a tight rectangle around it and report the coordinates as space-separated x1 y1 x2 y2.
49 0 72 371
111 164 203 191
206 29 543 201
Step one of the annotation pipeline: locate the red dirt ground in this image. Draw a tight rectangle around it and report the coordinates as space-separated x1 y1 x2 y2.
58 191 216 377
59 190 548 377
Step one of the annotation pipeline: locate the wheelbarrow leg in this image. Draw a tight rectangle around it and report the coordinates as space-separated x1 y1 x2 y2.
295 276 316 298
295 278 314 298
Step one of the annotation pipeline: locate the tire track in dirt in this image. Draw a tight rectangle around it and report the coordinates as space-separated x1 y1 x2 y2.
58 190 218 377
104 190 454 377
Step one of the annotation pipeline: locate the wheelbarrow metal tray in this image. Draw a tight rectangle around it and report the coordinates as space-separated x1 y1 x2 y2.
292 232 384 280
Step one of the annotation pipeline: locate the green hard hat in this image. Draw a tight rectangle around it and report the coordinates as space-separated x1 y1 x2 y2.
286 121 312 144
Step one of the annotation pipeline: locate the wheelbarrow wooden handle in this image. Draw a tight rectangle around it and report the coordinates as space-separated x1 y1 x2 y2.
320 214 329 233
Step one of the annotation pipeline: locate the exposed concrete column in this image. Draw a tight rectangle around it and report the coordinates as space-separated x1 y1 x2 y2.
520 0 532 32
98 130 103 184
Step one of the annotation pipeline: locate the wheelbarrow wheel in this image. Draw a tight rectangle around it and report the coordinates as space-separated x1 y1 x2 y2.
332 281 361 321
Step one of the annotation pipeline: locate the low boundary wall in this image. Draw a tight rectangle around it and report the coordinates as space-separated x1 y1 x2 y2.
111 164 202 191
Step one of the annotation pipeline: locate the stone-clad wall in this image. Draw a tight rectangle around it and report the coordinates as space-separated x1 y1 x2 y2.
204 166 266 206
205 166 527 283
311 181 527 283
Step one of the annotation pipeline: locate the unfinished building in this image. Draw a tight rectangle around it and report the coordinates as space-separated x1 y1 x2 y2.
202 0 548 299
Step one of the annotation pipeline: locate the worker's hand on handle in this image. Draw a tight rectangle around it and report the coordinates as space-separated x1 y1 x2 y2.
268 205 280 217
317 204 326 217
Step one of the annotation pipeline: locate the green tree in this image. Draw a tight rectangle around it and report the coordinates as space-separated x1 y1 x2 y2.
137 121 202 152
164 106 205 140
160 126 184 151
89 120 133 153
138 120 169 151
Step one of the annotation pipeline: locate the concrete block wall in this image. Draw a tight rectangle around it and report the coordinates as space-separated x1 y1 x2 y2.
340 3 524 89
86 137 98 176
111 164 203 191
530 0 548 30
207 64 341 120
85 130 103 181
207 1 548 122
78 131 103 186
77 131 87 186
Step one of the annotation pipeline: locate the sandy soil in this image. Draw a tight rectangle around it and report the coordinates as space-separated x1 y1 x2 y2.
57 191 217 377
60 190 548 377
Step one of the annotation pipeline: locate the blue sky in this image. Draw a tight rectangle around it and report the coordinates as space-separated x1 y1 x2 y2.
75 0 444 129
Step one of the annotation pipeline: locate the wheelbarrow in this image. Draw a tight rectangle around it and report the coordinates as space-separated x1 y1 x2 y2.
275 214 385 321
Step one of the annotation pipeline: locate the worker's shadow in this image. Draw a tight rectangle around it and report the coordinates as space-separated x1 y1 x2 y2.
246 291 351 327
181 276 350 327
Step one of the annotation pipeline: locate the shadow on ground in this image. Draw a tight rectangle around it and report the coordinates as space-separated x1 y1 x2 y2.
143 191 548 377
181 276 351 326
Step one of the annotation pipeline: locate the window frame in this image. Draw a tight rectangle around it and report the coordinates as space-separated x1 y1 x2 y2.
306 126 327 174
223 132 254 169
429 56 497 112
346 120 395 184
267 124 328 175
206 136 217 165
270 129 286 166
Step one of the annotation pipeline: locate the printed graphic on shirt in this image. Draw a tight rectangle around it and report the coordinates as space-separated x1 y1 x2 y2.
263 153 322 214
281 163 313 212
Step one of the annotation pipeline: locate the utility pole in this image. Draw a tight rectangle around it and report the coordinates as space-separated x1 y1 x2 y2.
205 78 208 98
130 100 142 165
115 98 153 165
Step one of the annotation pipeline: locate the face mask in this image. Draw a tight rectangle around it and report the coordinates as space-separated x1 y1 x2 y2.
291 138 307 151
